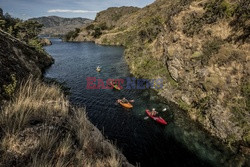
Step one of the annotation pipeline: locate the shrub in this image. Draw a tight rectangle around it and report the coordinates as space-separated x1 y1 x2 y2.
28 38 43 52
64 28 80 41
3 74 17 97
99 22 108 30
91 27 102 38
242 82 250 110
200 39 224 65
86 24 95 30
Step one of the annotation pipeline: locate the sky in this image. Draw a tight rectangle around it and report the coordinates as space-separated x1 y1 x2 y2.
0 0 155 20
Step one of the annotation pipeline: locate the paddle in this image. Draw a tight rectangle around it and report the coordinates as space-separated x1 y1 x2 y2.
162 108 167 111
129 100 134 103
144 116 149 120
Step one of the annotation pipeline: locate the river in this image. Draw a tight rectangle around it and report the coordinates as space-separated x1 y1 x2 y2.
44 38 235 167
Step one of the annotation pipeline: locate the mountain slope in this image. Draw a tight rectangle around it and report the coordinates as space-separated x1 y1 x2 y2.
0 29 54 100
29 16 92 36
70 0 250 154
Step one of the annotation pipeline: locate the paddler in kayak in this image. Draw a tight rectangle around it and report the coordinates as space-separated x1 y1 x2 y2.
112 80 117 86
96 66 101 72
121 97 129 103
151 108 158 116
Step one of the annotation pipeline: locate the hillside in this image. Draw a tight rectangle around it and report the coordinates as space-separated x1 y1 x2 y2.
0 25 132 167
0 29 54 101
70 0 250 155
29 16 92 36
66 6 140 41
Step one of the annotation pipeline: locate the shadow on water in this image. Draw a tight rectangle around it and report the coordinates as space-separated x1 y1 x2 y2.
44 38 237 167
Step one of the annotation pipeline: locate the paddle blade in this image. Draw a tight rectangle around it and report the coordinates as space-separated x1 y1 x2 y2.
144 116 149 120
162 108 167 111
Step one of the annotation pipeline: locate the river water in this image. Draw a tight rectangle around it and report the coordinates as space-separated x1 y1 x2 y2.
44 38 236 167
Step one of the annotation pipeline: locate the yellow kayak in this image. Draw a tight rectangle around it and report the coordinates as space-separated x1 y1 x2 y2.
117 99 133 109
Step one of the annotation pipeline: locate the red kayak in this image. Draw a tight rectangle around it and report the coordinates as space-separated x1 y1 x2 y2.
145 109 167 125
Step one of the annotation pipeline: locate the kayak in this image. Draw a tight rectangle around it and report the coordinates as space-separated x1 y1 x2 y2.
117 99 133 109
145 109 167 125
110 81 121 90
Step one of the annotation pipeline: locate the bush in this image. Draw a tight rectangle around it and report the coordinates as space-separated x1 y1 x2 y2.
242 82 250 110
200 39 224 65
91 27 102 38
205 0 237 19
138 17 163 42
64 28 80 41
99 22 108 30
3 74 17 97
28 38 43 52
86 24 95 30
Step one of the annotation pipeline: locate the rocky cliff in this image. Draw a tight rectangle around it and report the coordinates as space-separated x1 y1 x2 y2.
29 16 92 36
0 29 54 101
70 0 250 152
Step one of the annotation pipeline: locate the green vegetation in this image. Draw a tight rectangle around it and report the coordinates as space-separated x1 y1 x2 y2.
92 27 102 38
86 24 95 30
183 14 203 37
183 0 240 37
0 8 44 52
242 82 250 111
138 17 163 43
3 74 17 97
64 28 80 41
205 0 238 18
200 39 224 65
229 0 250 42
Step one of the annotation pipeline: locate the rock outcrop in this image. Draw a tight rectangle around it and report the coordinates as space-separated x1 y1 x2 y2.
39 38 52 46
0 29 54 101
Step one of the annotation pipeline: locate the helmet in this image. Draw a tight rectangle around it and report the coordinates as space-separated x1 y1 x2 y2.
152 108 155 111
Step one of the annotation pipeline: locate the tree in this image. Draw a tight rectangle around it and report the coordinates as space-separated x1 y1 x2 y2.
14 20 43 42
0 8 3 18
0 19 6 29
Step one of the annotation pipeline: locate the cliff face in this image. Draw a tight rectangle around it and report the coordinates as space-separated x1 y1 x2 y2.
29 16 92 36
0 29 54 100
72 0 250 149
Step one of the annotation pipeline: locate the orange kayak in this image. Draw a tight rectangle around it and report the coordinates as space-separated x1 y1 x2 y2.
117 99 133 109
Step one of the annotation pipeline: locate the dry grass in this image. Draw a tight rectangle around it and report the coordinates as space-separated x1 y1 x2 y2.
0 78 129 167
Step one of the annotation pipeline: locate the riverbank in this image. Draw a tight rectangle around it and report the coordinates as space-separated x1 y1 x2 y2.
0 79 132 166
67 0 250 164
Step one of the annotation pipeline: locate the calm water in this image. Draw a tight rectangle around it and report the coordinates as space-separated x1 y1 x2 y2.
44 39 236 167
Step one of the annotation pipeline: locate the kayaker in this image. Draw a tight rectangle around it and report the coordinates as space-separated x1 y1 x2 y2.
151 108 158 116
122 97 129 103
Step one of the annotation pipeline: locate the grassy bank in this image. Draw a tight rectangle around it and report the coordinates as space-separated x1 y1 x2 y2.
0 78 130 166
